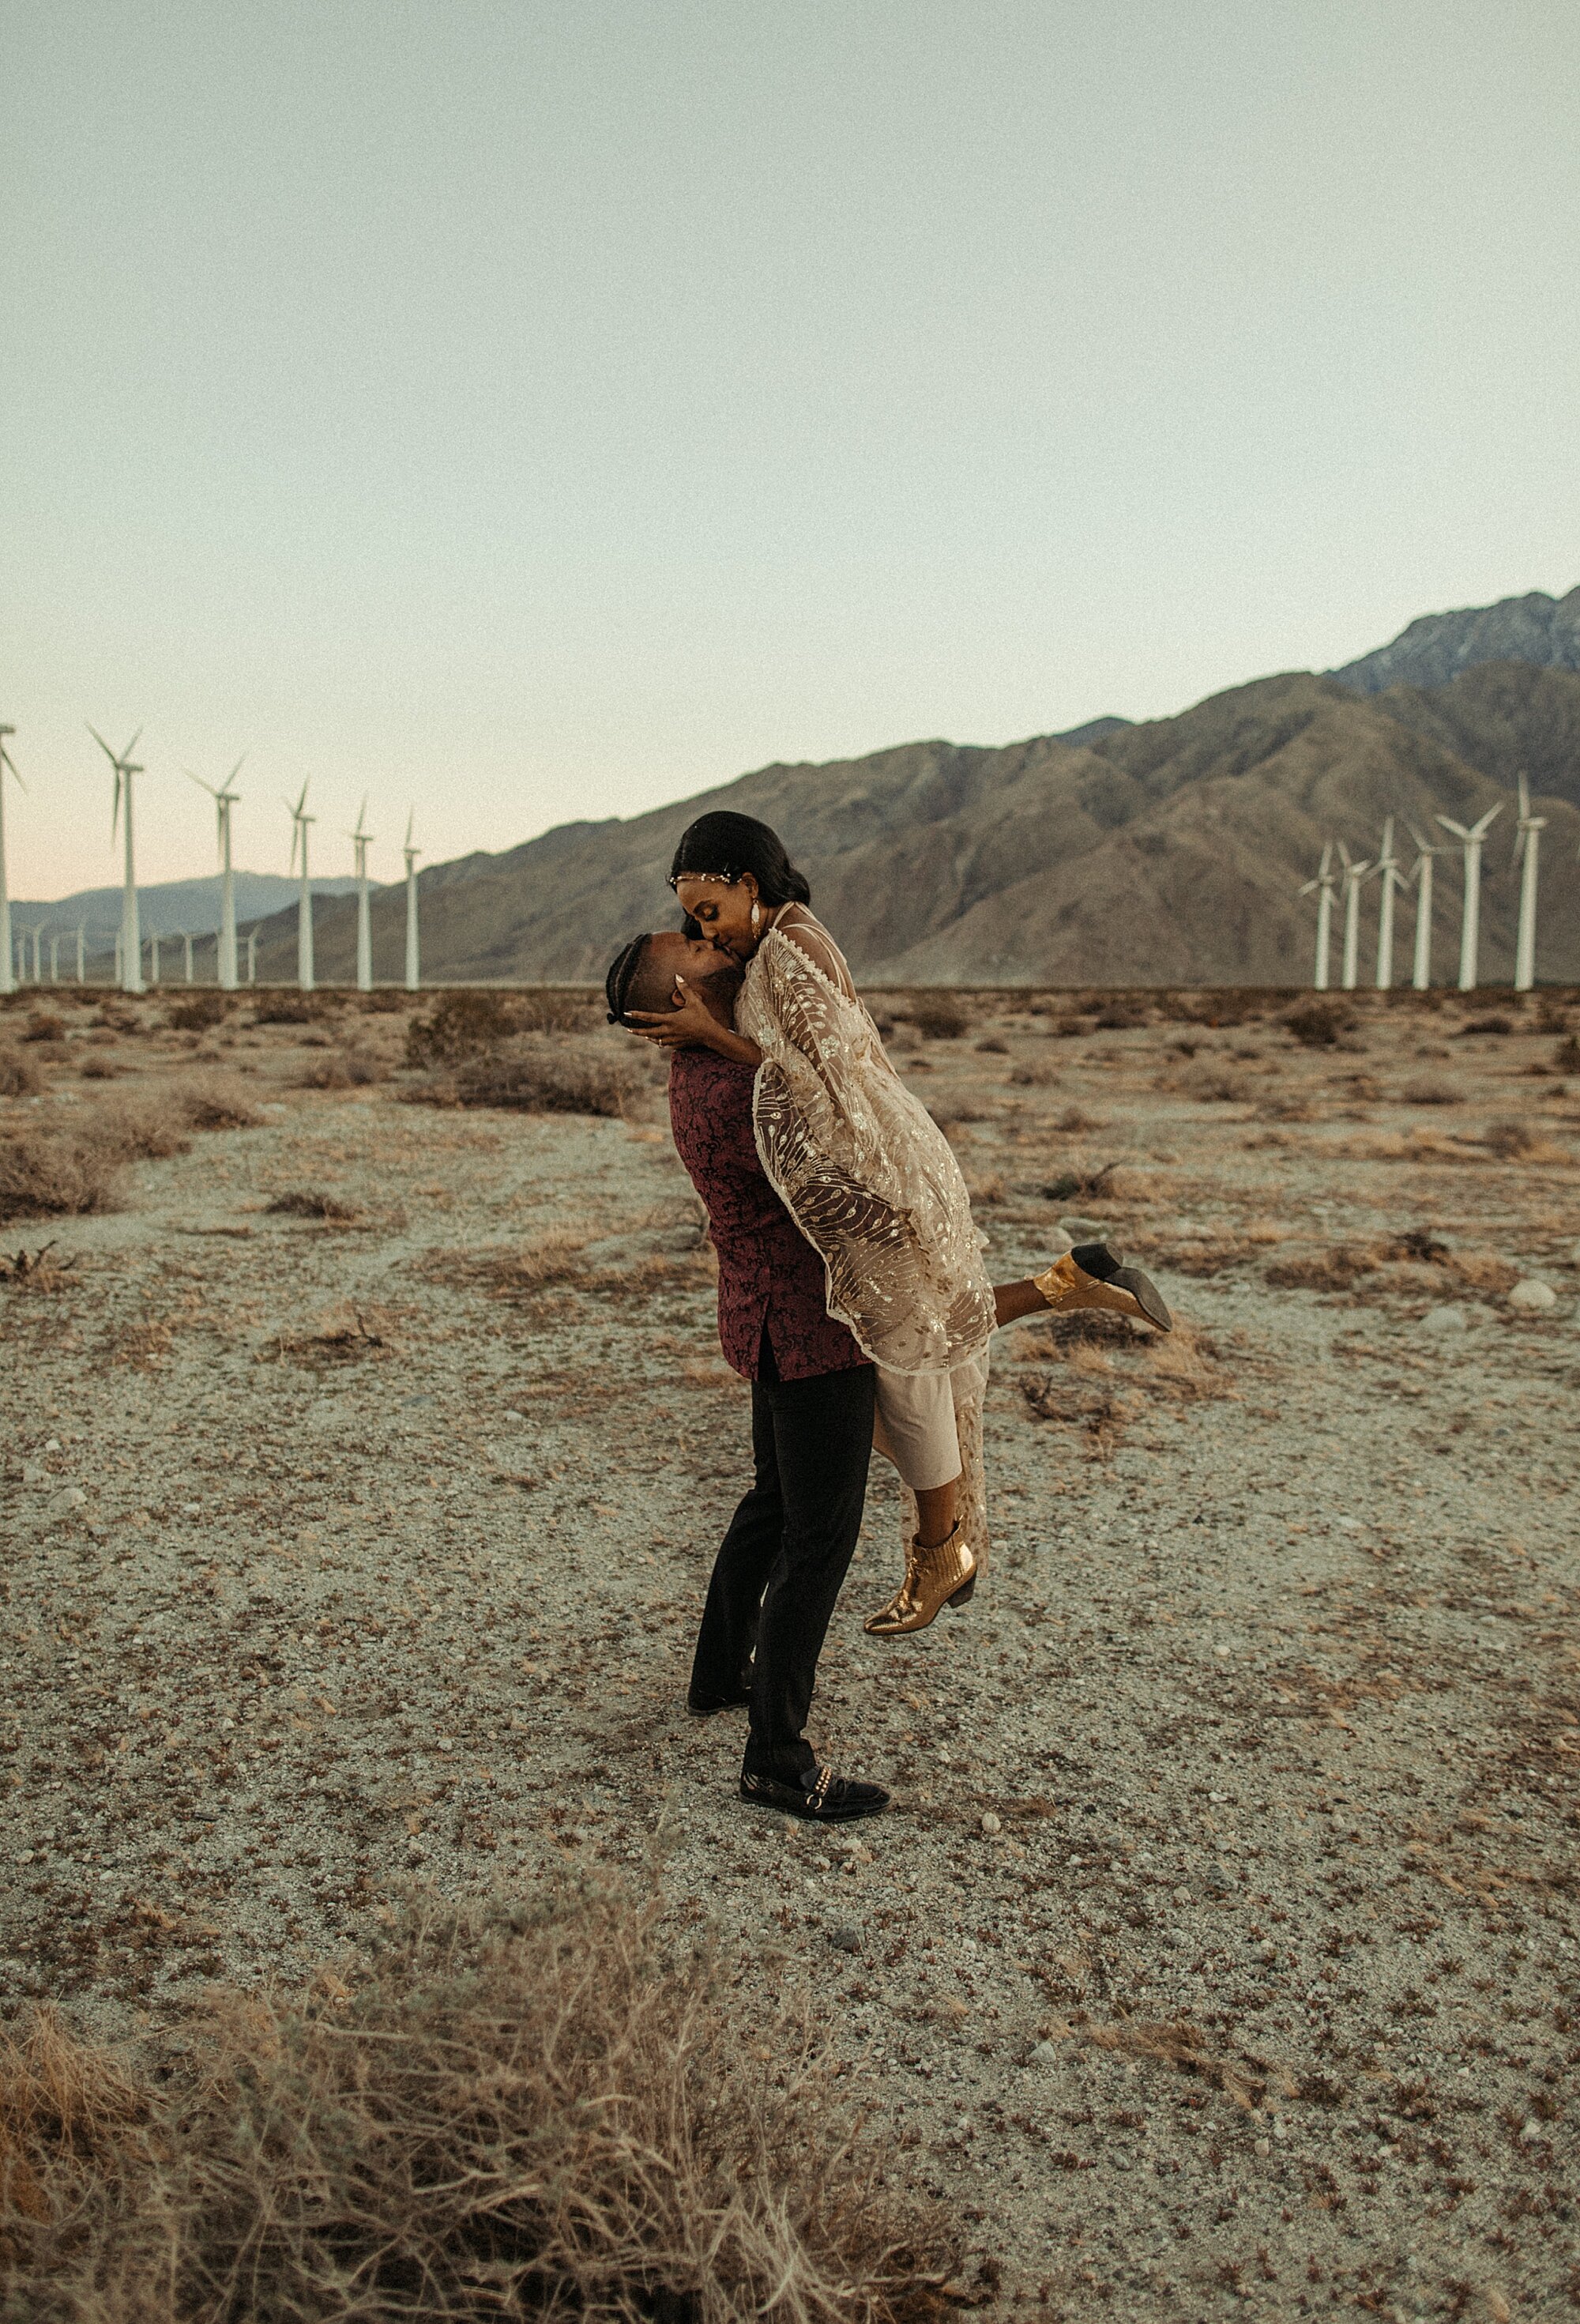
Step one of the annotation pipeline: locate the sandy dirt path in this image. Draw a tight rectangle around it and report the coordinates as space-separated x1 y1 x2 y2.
2 985 1577 2318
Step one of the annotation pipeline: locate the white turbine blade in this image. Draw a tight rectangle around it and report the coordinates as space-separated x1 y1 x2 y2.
0 747 24 791
404 808 414 849
1435 815 1470 839
87 722 120 767
1405 820 1431 854
1469 804 1502 838
1517 771 1530 819
184 768 220 797
1337 839 1352 868
229 753 247 785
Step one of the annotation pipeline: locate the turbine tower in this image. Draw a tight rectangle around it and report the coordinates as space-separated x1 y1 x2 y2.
74 925 85 984
1373 817 1406 992
1435 803 1502 993
403 811 421 992
350 797 374 992
288 782 316 992
1511 773 1546 993
1297 842 1338 990
1404 824 1445 991
0 724 21 998
1337 842 1374 992
246 928 258 985
88 725 145 995
188 755 245 990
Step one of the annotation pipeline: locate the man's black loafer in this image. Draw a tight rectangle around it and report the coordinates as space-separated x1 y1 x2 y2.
687 1688 752 1717
739 1766 890 1822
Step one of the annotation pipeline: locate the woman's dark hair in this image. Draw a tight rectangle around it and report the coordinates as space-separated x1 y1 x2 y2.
604 933 653 1026
668 812 811 907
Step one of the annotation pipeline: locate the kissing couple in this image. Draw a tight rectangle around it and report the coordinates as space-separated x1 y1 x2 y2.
605 811 1169 1825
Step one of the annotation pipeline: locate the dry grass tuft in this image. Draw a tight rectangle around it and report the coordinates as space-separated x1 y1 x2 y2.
77 1054 122 1081
1265 1245 1382 1293
1084 2017 1296 2113
265 1188 362 1222
165 993 233 1032
0 1886 957 2324
273 1298 401 1364
0 1241 78 1290
293 1045 389 1090
1398 1076 1462 1106
22 1011 66 1044
174 1075 265 1131
0 1046 43 1098
426 1226 596 1299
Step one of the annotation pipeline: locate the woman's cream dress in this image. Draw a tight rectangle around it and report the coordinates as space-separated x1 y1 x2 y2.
734 906 996 1571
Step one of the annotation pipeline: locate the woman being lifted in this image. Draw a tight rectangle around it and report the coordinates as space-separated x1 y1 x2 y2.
628 810 1172 1635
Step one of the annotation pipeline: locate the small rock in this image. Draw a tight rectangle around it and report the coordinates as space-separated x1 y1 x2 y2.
1028 2039 1062 2066
21 1462 47 1487
1172 1885 1193 1905
47 1487 86 1517
980 1811 1001 1836
827 1923 862 1953
1058 1217 1109 1243
1420 1302 1469 1332
1203 1863 1234 1894
434 1738 453 1753
1507 1278 1557 1313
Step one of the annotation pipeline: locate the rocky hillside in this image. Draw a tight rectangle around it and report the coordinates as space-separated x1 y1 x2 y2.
1332 586 1580 695
247 605 1580 989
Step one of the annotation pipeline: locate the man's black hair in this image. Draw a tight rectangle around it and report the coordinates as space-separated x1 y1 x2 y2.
604 933 654 1026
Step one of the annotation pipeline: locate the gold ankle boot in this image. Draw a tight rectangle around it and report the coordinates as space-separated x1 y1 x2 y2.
1033 1247 1172 1331
863 1522 978 1637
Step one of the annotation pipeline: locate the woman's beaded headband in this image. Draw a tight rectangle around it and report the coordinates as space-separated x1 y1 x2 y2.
667 868 742 891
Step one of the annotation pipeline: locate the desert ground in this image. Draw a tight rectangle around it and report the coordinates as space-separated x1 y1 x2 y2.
1 978 1577 2319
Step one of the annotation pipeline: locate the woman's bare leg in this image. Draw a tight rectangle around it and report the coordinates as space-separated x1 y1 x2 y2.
993 1278 1044 1328
913 1475 959 1549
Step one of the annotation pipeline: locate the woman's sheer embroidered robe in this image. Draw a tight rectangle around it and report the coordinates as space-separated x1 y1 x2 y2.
735 913 996 1568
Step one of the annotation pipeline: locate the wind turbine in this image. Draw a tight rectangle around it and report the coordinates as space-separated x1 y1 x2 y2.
187 756 245 991
48 932 61 984
1297 842 1338 991
74 925 85 984
349 797 374 992
245 928 258 985
1373 817 1407 991
287 782 316 992
1337 842 1374 992
171 928 194 983
1511 773 1546 993
1404 823 1446 991
147 930 162 986
88 725 145 995
403 811 420 992
0 723 20 999
1435 803 1502 993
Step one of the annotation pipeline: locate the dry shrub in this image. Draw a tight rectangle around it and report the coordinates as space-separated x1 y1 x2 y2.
1265 1244 1382 1293
265 1189 361 1222
405 989 517 1067
516 988 600 1034
175 1076 265 1131
1037 1156 1116 1202
1008 1062 1054 1087
22 1011 65 1044
77 1055 122 1081
1398 1076 1462 1106
0 1047 42 1098
1162 1238 1256 1278
419 1037 653 1120
0 1887 957 2324
295 1045 388 1090
0 1129 124 1224
1282 1000 1354 1049
1458 1014 1512 1038
909 999 969 1041
1555 1034 1580 1073
973 1035 1008 1054
1173 1058 1251 1103
252 992 331 1026
1483 1118 1566 1161
166 993 231 1032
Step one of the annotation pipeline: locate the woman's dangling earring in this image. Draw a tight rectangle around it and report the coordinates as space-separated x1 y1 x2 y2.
750 900 761 936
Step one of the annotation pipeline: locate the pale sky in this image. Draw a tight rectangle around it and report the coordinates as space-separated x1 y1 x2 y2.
5 0 1578 898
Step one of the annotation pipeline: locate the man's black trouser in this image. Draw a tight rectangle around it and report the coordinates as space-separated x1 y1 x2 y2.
689 1350 875 1787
